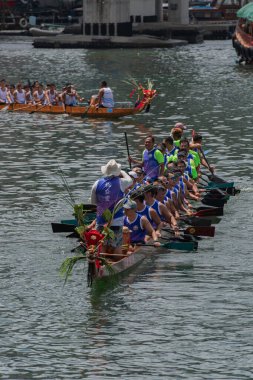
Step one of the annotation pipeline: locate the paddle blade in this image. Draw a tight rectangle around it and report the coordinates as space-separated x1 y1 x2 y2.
162 241 197 251
207 181 234 189
51 223 75 233
0 105 9 112
185 226 215 237
201 198 227 208
194 207 223 217
181 216 212 227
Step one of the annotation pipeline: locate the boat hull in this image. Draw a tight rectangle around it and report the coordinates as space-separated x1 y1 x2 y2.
29 27 65 37
96 250 145 280
233 24 253 64
0 103 140 118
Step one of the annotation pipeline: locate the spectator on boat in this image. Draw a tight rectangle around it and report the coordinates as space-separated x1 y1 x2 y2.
61 84 83 106
0 79 11 104
90 159 133 256
90 81 114 108
14 83 26 104
33 83 50 105
123 199 160 246
128 135 165 182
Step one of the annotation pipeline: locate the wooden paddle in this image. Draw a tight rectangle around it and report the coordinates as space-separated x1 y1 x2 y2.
162 226 215 237
201 197 227 208
141 240 197 251
194 207 223 217
180 215 212 227
9 104 33 112
124 132 132 169
0 104 9 112
29 104 46 114
51 223 75 233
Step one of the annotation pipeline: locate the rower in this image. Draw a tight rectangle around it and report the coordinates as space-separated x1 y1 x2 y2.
163 136 178 160
191 132 215 174
143 184 179 232
62 83 83 106
130 190 163 237
14 83 26 104
46 83 60 105
0 79 11 104
123 199 160 247
156 176 180 219
7 84 15 104
176 159 200 199
171 122 187 147
33 83 50 105
180 138 200 175
23 84 34 104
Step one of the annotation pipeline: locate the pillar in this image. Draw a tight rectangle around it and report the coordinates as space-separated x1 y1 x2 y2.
83 0 132 37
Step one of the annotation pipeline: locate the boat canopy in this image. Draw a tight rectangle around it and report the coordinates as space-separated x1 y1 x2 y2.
237 2 253 22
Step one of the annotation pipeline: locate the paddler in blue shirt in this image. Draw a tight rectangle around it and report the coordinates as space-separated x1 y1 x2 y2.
163 136 179 159
128 135 165 182
130 189 163 237
123 199 160 247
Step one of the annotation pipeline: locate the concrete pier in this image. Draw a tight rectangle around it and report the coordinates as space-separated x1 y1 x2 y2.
32 34 188 49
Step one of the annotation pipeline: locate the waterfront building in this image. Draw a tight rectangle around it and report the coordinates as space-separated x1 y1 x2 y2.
82 0 189 37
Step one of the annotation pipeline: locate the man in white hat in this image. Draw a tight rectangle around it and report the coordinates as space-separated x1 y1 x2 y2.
90 159 133 255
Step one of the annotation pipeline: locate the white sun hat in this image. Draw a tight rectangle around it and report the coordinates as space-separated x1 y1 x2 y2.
101 159 121 177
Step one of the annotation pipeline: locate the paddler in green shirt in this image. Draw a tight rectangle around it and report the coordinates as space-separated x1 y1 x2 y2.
171 122 187 147
175 150 198 180
190 132 215 174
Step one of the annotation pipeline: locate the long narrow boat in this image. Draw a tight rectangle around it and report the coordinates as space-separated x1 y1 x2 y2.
89 246 146 285
0 87 157 118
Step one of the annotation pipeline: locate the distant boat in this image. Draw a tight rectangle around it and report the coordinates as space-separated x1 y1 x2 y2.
232 2 253 64
189 0 241 23
29 24 65 37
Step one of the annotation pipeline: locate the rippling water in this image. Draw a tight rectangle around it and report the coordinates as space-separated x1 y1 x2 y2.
0 37 253 379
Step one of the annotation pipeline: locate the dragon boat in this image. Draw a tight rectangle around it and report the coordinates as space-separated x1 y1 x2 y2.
0 85 157 119
232 2 253 64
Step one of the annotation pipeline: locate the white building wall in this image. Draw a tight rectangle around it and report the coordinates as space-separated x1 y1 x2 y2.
167 0 189 24
84 0 130 23
130 0 155 17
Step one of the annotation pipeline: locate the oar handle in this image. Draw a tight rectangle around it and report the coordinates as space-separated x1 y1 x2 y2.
124 132 132 169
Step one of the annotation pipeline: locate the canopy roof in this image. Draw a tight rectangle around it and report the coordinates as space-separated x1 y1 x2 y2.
237 2 253 21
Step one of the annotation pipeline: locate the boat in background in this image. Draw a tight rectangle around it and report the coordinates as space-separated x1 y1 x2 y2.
189 0 241 23
0 86 157 119
29 23 65 36
232 2 253 64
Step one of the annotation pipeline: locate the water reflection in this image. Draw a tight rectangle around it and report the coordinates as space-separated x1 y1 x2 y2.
0 37 253 379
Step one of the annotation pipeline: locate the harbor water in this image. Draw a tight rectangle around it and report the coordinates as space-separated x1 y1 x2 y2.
0 37 253 379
